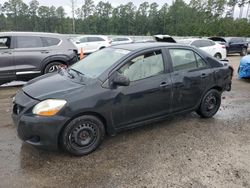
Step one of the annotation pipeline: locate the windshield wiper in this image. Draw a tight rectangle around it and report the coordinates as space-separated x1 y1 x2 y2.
69 68 85 76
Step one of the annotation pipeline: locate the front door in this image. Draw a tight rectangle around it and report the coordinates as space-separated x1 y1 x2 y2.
111 49 173 128
13 36 47 76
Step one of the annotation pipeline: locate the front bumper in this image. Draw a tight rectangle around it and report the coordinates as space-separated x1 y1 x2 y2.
12 90 69 150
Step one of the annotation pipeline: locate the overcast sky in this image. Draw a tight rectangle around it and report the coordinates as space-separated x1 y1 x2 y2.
0 0 246 18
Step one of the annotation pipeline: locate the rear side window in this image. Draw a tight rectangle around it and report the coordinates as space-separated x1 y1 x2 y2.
0 37 11 49
169 49 207 71
200 40 214 47
88 37 105 42
79 37 88 43
16 36 43 48
42 37 60 46
191 40 201 48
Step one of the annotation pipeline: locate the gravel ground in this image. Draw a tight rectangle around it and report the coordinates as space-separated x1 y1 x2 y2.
0 55 250 188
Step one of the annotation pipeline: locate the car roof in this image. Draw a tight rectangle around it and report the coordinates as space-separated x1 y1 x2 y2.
0 32 64 37
111 42 189 51
75 35 108 38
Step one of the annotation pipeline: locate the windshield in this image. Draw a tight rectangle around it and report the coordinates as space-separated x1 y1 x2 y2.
70 48 131 78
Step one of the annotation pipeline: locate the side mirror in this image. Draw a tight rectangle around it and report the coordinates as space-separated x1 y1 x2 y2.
76 41 81 44
113 73 130 87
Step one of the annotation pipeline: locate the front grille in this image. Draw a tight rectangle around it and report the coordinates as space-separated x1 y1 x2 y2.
13 103 24 115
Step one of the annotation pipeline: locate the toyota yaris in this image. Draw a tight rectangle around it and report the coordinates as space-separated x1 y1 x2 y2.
12 43 233 156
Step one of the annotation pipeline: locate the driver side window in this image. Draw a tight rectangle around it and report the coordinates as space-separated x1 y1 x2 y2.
118 50 164 81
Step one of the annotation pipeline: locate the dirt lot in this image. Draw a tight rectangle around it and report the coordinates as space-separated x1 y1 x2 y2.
0 55 250 188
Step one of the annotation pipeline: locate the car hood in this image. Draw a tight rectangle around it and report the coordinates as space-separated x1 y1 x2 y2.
22 73 84 100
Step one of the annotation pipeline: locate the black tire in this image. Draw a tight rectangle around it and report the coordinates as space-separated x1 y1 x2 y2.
240 48 247 56
196 89 221 118
214 53 222 59
61 115 105 156
44 62 65 74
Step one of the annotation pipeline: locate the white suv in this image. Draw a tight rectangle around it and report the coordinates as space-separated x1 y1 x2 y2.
72 35 111 54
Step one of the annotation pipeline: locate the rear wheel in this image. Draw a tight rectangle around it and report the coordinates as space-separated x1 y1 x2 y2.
214 53 222 59
197 89 221 118
44 62 65 74
240 48 247 56
61 115 105 156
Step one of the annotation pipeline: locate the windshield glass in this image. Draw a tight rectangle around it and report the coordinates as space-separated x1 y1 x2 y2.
70 48 131 78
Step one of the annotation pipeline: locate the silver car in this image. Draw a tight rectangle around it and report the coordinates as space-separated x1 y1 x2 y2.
0 32 78 85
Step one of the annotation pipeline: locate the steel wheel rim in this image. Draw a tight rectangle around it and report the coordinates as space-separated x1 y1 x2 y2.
204 93 217 112
69 123 98 150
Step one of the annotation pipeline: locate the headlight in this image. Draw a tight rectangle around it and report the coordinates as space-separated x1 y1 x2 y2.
32 99 67 116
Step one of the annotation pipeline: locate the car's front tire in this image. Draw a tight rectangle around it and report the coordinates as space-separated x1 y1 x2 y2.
197 89 221 118
61 115 105 156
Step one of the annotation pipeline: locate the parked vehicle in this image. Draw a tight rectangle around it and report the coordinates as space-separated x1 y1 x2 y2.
246 38 250 54
238 55 250 78
72 35 111 54
12 43 233 156
177 38 227 60
0 32 78 85
208 37 248 56
111 37 133 45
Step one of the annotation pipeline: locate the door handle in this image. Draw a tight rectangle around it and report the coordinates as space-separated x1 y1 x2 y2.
160 82 169 88
1 51 12 55
201 73 208 78
41 50 49 54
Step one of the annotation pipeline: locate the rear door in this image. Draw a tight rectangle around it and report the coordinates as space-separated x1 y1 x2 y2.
0 36 15 83
167 48 213 112
13 36 48 75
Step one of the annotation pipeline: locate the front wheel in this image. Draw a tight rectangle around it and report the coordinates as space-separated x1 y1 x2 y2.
196 89 221 118
44 62 65 74
61 115 105 156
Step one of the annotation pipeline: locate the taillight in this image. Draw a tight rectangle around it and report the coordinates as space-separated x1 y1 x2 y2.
221 45 226 48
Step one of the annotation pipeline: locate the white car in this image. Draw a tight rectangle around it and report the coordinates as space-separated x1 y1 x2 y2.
111 37 133 45
178 38 227 59
72 35 111 54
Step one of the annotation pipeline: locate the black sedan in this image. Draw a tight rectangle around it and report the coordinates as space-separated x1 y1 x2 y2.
12 43 233 156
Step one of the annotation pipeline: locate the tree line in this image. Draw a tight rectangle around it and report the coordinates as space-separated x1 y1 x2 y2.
1 0 250 36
